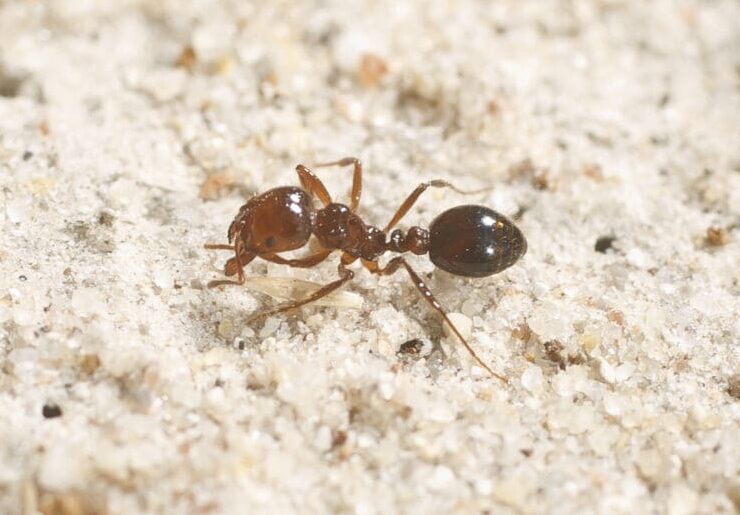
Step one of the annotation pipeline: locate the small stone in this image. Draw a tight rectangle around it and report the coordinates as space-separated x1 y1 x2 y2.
6 198 31 224
333 29 372 71
357 53 388 87
135 68 186 103
71 287 105 318
594 235 616 253
667 484 699 515
587 426 618 456
626 248 652 268
259 317 281 338
175 45 197 70
42 403 62 419
199 169 235 200
397 338 424 358
378 374 395 400
187 136 229 170
521 365 544 393
493 477 530 509
566 405 594 434
688 403 721 430
528 302 572 341
153 269 173 289
552 372 574 397
427 401 455 423
80 354 101 375
599 359 617 384
38 446 87 491
429 465 455 489
460 298 480 317
474 478 493 496
217 319 234 339
511 323 531 341
314 425 332 452
704 226 729 247
603 392 624 417
39 492 93 515
727 373 740 399
192 21 236 62
636 448 665 481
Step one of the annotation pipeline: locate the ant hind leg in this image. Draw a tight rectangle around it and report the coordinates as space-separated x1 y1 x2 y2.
372 257 507 382
383 180 490 233
246 264 354 323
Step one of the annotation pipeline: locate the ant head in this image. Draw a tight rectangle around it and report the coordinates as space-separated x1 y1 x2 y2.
233 186 315 254
428 205 526 277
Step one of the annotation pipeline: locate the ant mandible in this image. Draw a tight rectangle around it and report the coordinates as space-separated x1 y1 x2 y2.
204 157 527 381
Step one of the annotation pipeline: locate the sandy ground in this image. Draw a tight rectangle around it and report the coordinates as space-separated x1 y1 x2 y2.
1 1 739 514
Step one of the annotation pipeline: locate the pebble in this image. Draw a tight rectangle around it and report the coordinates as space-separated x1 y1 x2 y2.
39 446 88 491
152 269 173 289
521 365 544 393
259 317 281 338
71 287 105 318
667 484 699 515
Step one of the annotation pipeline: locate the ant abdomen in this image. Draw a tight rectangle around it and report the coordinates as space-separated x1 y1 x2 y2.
428 205 527 277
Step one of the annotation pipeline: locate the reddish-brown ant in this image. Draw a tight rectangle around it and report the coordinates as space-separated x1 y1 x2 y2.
205 157 527 380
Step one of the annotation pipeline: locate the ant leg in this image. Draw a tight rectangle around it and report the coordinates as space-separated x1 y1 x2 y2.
312 157 362 211
247 264 354 323
204 244 241 287
208 260 245 288
383 180 489 233
206 241 254 288
296 165 332 206
372 257 507 382
204 243 234 251
208 277 244 288
261 249 333 268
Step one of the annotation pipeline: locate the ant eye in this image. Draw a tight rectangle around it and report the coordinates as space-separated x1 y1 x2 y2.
265 236 277 248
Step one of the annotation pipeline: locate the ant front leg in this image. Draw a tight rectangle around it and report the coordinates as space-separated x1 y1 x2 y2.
247 263 355 323
296 165 332 206
204 241 254 288
312 157 362 211
383 180 489 233
370 257 507 382
204 244 234 251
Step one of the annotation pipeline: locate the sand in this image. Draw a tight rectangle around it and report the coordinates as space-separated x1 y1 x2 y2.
1 1 738 513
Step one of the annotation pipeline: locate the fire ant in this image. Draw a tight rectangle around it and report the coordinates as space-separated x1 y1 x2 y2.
205 157 527 380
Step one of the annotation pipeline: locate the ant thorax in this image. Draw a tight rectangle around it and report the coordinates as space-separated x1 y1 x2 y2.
313 202 386 261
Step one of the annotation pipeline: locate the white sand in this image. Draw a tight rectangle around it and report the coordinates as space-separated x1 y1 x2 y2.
1 1 739 513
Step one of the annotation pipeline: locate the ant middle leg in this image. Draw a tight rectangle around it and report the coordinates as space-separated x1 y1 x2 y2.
383 180 489 233
247 263 355 323
261 249 333 268
369 257 506 382
204 243 234 251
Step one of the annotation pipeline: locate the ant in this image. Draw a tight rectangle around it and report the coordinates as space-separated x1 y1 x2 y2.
205 157 527 380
